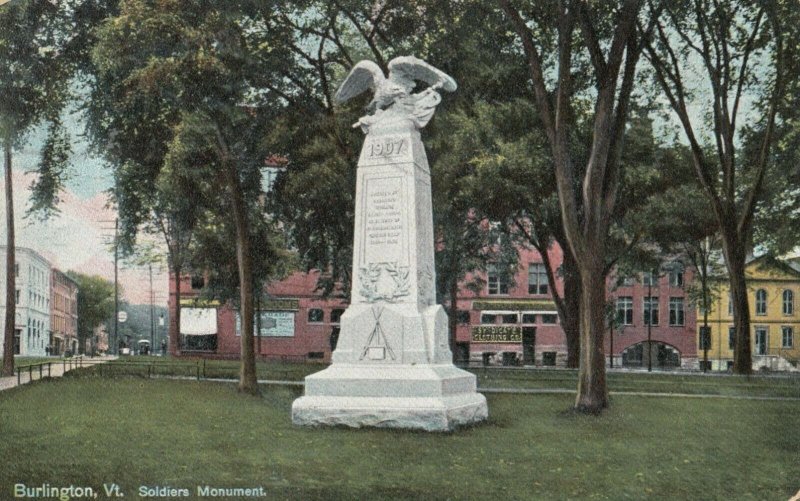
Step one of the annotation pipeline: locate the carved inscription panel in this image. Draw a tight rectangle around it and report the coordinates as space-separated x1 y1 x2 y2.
362 176 405 265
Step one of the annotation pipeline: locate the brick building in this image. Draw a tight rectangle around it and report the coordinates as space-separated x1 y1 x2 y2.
168 243 700 367
50 269 79 356
607 264 698 369
170 271 347 361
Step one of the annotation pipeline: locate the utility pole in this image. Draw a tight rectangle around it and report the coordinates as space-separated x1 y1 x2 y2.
149 262 155 354
114 218 119 356
647 272 653 373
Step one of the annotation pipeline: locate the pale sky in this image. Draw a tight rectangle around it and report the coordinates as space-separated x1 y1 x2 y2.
0 109 169 306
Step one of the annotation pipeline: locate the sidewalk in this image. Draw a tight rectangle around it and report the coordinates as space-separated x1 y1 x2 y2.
0 356 117 392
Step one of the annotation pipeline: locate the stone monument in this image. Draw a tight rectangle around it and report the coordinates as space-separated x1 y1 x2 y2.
292 56 488 431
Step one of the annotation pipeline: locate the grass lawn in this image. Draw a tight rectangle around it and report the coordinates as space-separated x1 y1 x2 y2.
0 377 798 500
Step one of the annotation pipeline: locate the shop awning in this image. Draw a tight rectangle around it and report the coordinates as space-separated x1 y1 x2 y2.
180 307 218 336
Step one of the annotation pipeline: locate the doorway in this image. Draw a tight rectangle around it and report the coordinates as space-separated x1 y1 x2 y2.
522 327 536 365
755 327 768 355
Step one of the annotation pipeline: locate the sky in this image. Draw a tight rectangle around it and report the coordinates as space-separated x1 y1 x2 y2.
0 108 169 306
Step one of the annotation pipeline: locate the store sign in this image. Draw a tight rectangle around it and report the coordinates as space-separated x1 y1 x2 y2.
179 298 222 307
472 300 557 312
471 325 522 343
236 311 295 337
261 299 300 311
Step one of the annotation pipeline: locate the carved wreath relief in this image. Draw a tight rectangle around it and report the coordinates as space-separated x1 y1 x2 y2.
359 262 410 303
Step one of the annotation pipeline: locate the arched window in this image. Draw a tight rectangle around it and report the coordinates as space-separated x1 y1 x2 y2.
783 290 794 316
755 289 767 316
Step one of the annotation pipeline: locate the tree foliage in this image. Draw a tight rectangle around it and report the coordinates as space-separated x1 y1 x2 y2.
67 271 116 354
86 0 297 394
642 0 797 374
1 0 75 375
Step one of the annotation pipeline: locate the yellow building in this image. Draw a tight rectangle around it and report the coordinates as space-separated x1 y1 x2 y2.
698 256 800 371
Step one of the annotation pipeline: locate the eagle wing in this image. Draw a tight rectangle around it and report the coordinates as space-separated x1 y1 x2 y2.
387 56 457 92
334 60 386 104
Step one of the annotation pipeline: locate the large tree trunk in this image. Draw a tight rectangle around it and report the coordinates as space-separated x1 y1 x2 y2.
722 236 752 375
170 263 181 357
225 160 259 395
561 248 581 368
2 138 15 376
575 253 609 412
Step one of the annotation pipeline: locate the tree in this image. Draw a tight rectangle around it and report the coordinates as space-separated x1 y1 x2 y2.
1 0 73 375
87 0 295 394
498 0 647 412
270 0 533 312
67 272 116 355
432 99 583 366
642 0 796 374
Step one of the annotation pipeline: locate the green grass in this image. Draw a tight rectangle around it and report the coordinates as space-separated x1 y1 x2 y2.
0 377 798 500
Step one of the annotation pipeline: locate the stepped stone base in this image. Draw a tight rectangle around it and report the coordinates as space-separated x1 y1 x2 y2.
292 364 488 431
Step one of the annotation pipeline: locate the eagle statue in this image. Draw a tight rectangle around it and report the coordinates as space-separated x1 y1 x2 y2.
334 56 457 133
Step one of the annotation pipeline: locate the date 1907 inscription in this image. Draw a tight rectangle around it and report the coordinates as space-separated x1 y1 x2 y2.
368 139 406 158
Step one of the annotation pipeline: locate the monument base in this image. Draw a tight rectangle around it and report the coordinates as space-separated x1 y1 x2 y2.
292 364 488 431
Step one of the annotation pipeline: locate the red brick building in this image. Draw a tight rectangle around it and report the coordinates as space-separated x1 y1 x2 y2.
607 265 698 368
168 243 698 367
453 245 567 365
169 271 347 361
50 269 79 356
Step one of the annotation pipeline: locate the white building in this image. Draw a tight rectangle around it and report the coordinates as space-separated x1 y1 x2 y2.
0 247 51 357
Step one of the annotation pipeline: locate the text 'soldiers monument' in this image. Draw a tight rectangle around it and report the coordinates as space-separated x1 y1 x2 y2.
292 56 488 431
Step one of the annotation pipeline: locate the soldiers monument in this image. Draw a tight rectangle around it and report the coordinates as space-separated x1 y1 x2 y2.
291 56 488 431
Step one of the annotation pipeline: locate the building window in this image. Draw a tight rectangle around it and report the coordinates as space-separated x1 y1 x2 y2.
541 314 558 324
669 269 683 287
527 263 548 295
308 309 324 323
456 310 471 324
699 327 711 350
783 290 794 316
15 289 19 305
501 313 518 324
782 327 794 348
642 271 656 286
728 326 736 350
190 274 205 290
14 262 18 277
480 314 497 324
669 297 684 326
521 313 537 324
330 309 345 324
643 297 659 325
616 297 633 325
487 266 509 295
755 289 767 316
